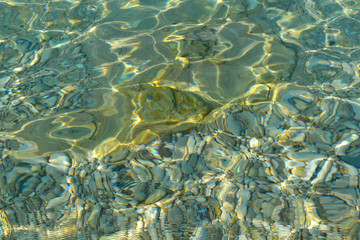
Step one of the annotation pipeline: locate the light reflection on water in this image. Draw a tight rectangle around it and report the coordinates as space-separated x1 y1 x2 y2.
1 0 360 239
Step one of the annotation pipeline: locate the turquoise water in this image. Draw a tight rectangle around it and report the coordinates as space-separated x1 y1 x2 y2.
1 0 360 239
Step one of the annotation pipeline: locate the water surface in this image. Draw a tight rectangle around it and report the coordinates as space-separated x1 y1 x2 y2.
1 0 360 239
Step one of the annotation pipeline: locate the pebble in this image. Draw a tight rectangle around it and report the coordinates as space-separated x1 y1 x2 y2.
334 133 359 156
87 204 101 229
13 166 32 174
290 132 306 142
172 136 189 161
188 154 199 168
225 113 242 136
46 188 70 209
152 166 165 183
286 152 327 162
168 206 184 226
49 152 71 166
181 161 194 174
5 81 360 238
30 164 42 172
195 159 209 172
145 189 166 205
186 136 196 155
41 94 58 107
194 137 206 155
249 138 260 148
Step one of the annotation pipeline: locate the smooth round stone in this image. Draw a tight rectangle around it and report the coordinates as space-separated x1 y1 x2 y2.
290 132 306 142
50 127 92 140
225 113 242 136
309 130 333 145
249 138 260 149
158 145 172 158
168 206 184 226
41 95 58 107
334 134 359 156
152 166 165 183
181 161 194 174
49 152 70 166
34 104 47 111
31 164 41 172
188 154 198 168
31 84 50 93
145 189 166 205
46 210 61 220
134 191 147 202
246 84 271 104
172 136 189 161
234 111 264 137
46 164 65 179
287 152 327 161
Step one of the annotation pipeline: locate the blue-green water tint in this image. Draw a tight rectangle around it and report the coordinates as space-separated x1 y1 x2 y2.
1 0 360 239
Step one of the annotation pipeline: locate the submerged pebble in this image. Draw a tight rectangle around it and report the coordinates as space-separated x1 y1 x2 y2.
2 0 360 238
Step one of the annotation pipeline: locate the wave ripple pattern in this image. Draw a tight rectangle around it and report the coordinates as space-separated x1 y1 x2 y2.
1 0 360 239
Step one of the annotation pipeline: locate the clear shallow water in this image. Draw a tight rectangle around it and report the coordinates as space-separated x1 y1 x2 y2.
1 0 360 239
